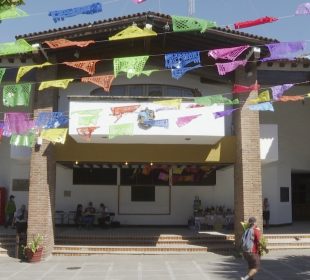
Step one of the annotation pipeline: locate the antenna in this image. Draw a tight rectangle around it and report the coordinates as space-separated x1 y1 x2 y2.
188 0 195 17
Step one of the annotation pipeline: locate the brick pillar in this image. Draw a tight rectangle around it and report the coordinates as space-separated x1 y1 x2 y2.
233 63 263 247
27 65 58 259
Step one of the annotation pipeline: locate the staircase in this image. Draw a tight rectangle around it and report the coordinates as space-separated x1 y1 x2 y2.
265 234 310 250
53 233 234 256
0 233 15 257
2 230 310 257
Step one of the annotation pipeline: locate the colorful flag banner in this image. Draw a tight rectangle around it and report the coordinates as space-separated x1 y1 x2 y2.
3 83 31 107
81 75 115 92
45 38 95 49
248 102 274 111
35 112 68 129
172 15 216 33
209 45 250 61
165 51 200 69
0 39 37 57
186 104 205 109
41 128 68 144
0 122 3 142
48 2 102 23
171 64 201 79
38 79 73 91
109 25 157 41
271 84 294 100
173 166 184 175
111 105 140 122
10 133 35 148
216 60 247 75
141 69 158 76
278 96 304 102
158 172 169 181
0 68 6 84
165 51 201 79
143 119 169 128
16 62 51 83
63 60 99 75
250 90 270 104
262 41 306 61
71 109 102 126
234 16 278 29
153 99 182 109
194 95 239 106
132 0 147 3
296 3 310 15
77 126 99 141
233 83 260 93
0 5 28 20
176 114 201 127
213 108 238 119
109 123 134 139
114 56 149 78
3 113 33 136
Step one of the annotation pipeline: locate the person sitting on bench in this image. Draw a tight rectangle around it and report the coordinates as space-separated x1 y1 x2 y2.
98 203 111 228
83 202 96 228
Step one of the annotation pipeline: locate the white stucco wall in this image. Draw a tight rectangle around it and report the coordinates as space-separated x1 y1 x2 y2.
0 139 30 209
260 84 310 225
55 164 235 225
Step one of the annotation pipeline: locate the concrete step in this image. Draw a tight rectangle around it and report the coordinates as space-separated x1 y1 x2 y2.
53 244 209 256
0 247 8 257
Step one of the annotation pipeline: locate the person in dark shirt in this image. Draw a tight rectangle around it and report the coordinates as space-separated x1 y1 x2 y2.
74 204 83 228
83 202 96 228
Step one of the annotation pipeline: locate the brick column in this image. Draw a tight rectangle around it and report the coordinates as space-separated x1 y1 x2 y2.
233 63 263 247
27 65 58 259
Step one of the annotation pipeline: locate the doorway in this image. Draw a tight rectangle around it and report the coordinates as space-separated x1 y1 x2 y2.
291 173 310 221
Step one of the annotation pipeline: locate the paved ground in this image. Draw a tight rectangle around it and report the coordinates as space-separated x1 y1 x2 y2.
0 250 309 280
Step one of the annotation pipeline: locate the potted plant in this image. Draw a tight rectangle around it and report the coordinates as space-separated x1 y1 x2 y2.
23 234 43 262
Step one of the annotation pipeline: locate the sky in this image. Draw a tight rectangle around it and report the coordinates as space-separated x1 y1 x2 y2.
0 0 310 45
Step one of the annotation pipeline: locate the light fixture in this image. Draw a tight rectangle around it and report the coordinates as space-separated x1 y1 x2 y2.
145 23 153 30
164 22 170 31
150 162 153 166
125 161 128 166
75 160 79 165
253 47 261 59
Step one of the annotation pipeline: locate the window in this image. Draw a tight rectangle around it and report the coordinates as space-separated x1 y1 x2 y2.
131 185 155 201
172 166 216 186
280 187 290 202
12 179 29 191
73 167 117 185
120 165 170 186
148 85 163 97
90 84 195 98
129 85 144 96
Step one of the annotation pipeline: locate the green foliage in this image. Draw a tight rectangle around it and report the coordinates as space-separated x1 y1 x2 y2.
24 234 43 253
259 236 269 256
0 0 24 7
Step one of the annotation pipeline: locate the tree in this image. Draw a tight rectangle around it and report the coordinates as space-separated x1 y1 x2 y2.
0 0 25 6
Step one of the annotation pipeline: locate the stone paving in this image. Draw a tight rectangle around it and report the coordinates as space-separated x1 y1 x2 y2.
0 249 310 280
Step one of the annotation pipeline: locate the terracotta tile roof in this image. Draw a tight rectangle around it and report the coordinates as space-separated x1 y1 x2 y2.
16 11 278 44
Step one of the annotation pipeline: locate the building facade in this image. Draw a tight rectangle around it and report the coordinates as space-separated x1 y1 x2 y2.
1 12 310 258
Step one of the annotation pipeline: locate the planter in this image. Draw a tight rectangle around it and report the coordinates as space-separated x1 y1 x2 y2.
24 247 43 263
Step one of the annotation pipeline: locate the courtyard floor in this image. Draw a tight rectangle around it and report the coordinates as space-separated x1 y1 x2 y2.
0 249 309 280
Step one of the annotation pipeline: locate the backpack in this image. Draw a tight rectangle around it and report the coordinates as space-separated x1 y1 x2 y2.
241 227 254 252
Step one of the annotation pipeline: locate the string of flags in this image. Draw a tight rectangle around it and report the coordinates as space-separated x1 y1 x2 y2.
0 40 309 90
1 80 309 148
1 4 310 148
2 1 310 32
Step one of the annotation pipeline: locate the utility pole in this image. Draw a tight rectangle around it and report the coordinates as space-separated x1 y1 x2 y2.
188 0 195 17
